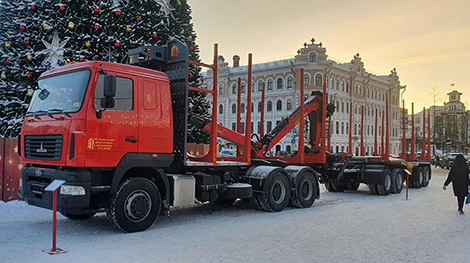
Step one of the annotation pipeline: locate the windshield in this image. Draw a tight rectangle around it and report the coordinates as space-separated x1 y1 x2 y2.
28 70 91 115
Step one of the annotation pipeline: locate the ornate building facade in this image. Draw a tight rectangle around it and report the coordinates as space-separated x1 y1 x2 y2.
202 39 405 155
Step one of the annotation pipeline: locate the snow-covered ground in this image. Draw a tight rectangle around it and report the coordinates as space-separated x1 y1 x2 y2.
1 167 469 263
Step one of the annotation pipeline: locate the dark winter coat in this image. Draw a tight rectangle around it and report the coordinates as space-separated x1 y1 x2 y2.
444 154 470 197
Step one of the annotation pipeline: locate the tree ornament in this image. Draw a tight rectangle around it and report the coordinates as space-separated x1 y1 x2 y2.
79 57 85 62
6 59 11 65
189 46 193 51
94 8 100 14
177 0 182 6
68 22 75 29
180 29 185 34
115 10 122 16
31 5 36 11
40 32 69 68
94 24 100 30
26 73 33 79
5 42 11 48
188 35 192 40
18 14 23 19
1 72 6 80
197 107 202 113
27 89 34 96
24 39 30 46
189 73 193 79
43 23 49 29
155 0 174 16
146 49 151 54
85 41 92 48
197 91 201 96
152 32 158 39
160 20 165 26
136 16 142 22
26 54 33 61
126 26 132 33
20 25 26 31
114 41 120 48
188 103 194 109
59 5 66 12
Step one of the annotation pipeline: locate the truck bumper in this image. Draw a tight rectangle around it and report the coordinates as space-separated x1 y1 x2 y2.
20 166 93 214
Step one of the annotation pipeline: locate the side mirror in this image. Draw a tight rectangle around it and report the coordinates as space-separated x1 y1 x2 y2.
103 75 116 98
100 97 115 109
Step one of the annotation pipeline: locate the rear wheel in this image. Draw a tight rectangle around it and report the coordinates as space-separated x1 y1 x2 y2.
391 169 404 194
368 184 378 195
345 181 360 191
412 168 423 188
61 212 95 220
107 177 161 233
376 171 392 196
254 171 291 212
422 166 430 187
290 171 318 208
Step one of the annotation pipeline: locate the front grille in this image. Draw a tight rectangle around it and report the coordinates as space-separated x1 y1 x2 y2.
24 134 63 161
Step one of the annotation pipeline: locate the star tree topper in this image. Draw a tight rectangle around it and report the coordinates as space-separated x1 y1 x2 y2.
40 32 69 68
155 0 174 21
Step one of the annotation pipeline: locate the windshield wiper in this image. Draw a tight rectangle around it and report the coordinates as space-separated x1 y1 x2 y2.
27 110 53 119
48 108 71 117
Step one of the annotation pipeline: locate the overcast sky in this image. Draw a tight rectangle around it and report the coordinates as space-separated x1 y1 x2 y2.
189 0 470 111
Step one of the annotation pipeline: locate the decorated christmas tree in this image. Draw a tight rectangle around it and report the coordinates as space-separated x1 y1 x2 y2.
0 0 210 143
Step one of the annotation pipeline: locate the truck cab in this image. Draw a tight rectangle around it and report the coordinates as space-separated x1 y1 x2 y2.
19 61 176 230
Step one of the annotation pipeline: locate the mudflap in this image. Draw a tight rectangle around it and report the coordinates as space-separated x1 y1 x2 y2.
361 165 387 185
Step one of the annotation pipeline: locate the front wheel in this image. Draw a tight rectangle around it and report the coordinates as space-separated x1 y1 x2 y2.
107 177 161 233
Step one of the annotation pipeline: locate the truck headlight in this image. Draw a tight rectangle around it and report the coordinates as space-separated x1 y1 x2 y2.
60 185 86 196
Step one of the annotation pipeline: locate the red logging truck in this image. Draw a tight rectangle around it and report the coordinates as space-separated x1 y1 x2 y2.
19 40 429 232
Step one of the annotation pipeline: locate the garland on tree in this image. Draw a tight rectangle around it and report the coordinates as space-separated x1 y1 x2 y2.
0 0 210 143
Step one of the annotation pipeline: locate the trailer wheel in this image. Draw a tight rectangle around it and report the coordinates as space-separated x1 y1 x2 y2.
324 182 334 192
390 169 404 194
61 212 96 220
345 181 360 191
412 168 424 189
368 184 378 195
290 171 318 208
422 166 430 187
376 171 392 196
106 177 161 233
255 171 291 212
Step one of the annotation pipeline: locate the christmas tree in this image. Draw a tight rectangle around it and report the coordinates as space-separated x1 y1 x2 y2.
0 0 209 143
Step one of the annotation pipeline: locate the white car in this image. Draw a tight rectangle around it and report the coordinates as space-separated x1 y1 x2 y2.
219 149 236 157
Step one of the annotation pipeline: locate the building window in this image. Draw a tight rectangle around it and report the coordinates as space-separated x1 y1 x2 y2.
258 101 262 112
231 123 236 131
304 74 310 86
258 80 264 92
341 102 344 113
287 77 294 89
346 123 349 135
346 82 349 93
287 99 293 111
341 81 345 92
267 121 272 132
252 82 255 93
346 102 349 113
231 103 236 114
251 103 254 112
341 122 344 134
232 83 237 94
336 121 339 134
330 78 334 89
276 100 282 111
336 79 340 90
277 78 283 90
218 104 223 114
267 80 273 91
286 145 291 153
219 84 224 95
241 122 245 133
309 52 317 62
241 103 245 113
267 101 272 112
315 74 322 86
241 83 246 93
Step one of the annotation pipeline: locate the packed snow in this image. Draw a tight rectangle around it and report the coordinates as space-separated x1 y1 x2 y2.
0 167 469 263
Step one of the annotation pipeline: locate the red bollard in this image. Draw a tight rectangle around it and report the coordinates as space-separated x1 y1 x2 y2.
406 174 409 201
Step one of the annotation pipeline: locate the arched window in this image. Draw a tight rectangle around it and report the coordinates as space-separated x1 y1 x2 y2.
304 74 310 86
258 101 262 112
346 123 349 135
346 102 349 113
267 101 272 112
241 83 246 93
315 74 322 86
231 103 236 114
276 100 283 111
341 102 344 113
330 78 334 89
277 78 283 90
267 80 273 91
251 102 254 112
241 103 245 113
336 79 339 90
287 77 294 89
346 82 349 93
286 145 291 153
287 99 293 111
218 104 224 114
341 81 345 92
258 80 264 92
218 84 224 95
232 83 237 94
309 52 317 62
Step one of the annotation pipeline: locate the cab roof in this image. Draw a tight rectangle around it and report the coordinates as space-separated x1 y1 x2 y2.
39 61 169 82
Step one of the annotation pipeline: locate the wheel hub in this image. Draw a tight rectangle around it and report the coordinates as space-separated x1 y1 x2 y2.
125 190 152 223
271 181 286 204
301 180 313 200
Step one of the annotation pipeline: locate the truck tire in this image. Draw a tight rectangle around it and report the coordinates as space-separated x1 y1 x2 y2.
290 171 318 208
324 182 334 192
254 171 291 212
412 168 423 189
422 166 430 187
345 181 360 191
368 184 378 195
61 212 96 220
390 169 404 194
106 177 161 233
375 171 392 196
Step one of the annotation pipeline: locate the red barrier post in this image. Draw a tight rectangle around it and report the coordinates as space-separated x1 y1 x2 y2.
43 180 66 255
406 173 409 201
360 105 364 156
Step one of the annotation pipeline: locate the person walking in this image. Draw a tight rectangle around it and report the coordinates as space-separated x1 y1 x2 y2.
443 154 470 215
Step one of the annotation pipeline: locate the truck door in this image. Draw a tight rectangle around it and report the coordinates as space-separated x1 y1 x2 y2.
85 72 138 167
